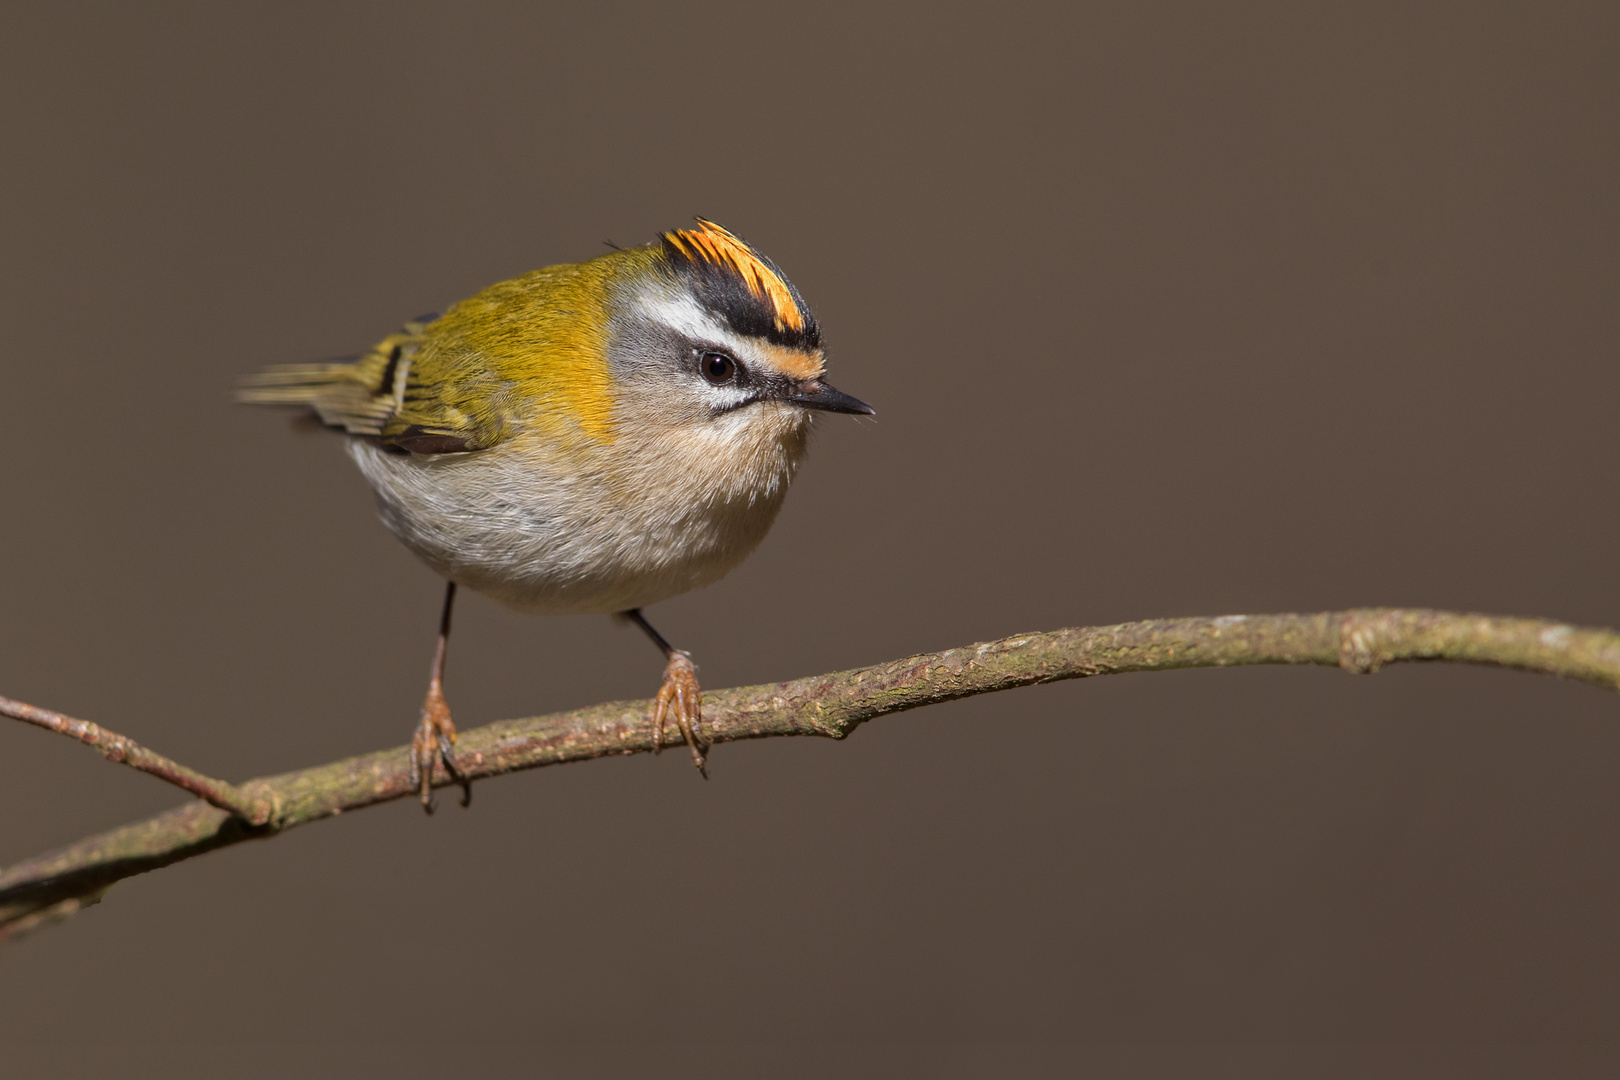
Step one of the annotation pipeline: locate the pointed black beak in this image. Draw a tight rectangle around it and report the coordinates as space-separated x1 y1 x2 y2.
784 379 875 416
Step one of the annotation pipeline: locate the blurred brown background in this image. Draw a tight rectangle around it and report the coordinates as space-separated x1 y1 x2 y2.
2 1 1618 1076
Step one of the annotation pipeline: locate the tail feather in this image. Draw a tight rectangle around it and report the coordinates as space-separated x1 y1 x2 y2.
238 318 430 437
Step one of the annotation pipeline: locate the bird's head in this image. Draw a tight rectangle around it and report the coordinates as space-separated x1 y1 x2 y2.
603 219 873 441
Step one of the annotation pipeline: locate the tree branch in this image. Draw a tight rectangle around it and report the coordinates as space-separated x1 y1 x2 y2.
0 695 268 823
4 608 1617 942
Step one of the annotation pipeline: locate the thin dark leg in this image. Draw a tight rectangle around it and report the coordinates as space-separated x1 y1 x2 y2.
434 582 472 806
431 581 456 682
624 608 676 657
412 581 472 812
619 608 709 777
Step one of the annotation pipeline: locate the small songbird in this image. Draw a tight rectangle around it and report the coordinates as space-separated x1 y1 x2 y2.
240 219 871 810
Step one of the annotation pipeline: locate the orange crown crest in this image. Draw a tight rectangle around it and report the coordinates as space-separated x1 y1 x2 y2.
662 219 808 334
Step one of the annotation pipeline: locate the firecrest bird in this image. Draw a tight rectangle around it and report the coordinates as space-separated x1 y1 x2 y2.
240 220 871 810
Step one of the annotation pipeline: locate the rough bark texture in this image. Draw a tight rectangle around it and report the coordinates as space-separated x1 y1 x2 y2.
4 608 1617 941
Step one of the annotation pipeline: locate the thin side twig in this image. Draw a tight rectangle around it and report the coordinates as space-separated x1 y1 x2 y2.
2 608 1618 942
0 695 267 824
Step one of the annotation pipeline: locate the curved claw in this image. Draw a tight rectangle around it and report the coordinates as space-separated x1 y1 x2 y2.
412 681 471 813
652 651 708 777
438 732 472 808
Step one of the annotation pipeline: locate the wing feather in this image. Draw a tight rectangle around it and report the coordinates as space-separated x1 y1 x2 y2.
238 316 487 453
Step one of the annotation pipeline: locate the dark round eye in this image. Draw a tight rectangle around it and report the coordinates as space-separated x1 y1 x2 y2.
700 351 737 385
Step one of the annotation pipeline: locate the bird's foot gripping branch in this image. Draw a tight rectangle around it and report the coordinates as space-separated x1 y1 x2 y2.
3 608 1619 943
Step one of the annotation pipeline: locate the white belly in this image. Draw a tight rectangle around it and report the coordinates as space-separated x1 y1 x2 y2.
347 410 809 615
